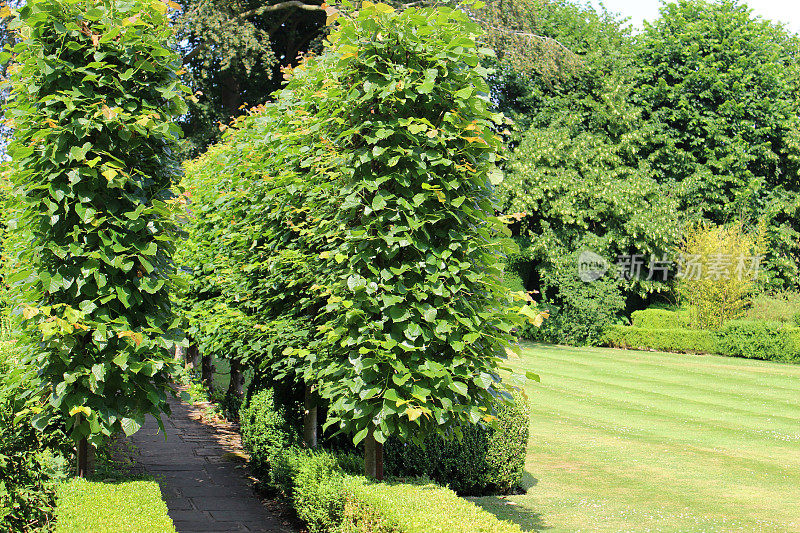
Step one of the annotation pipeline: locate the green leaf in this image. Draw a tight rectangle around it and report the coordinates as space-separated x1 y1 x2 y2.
120 417 142 436
449 381 469 397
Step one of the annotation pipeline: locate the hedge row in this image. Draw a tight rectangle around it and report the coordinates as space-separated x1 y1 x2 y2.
630 309 690 329
240 387 527 532
384 389 530 495
264 447 521 533
55 479 175 533
604 321 800 363
340 478 522 533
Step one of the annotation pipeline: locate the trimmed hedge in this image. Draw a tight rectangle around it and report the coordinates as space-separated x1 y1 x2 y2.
240 388 299 481
631 309 690 329
604 324 800 363
340 477 523 533
716 321 800 363
384 391 530 495
55 479 175 533
603 325 717 354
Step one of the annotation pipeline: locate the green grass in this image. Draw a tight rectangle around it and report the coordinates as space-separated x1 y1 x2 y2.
55 478 176 533
474 343 800 532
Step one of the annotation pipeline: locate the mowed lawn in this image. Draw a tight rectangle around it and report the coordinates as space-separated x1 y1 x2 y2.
474 343 800 532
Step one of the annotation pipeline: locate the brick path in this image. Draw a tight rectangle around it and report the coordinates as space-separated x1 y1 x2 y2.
129 393 292 533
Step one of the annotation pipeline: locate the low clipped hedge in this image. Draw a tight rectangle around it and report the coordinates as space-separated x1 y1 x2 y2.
55 479 175 533
384 390 530 495
603 326 717 354
340 477 522 533
604 323 800 363
716 321 800 363
631 309 690 329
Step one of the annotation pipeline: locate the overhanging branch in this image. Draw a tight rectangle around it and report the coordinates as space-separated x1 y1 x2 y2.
237 0 325 21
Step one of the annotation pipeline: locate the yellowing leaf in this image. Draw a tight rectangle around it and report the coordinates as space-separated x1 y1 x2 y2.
23 307 39 320
426 129 438 138
102 168 118 181
0 5 13 18
167 0 181 10
69 405 92 417
152 1 168 15
405 407 424 421
101 105 119 120
319 251 332 259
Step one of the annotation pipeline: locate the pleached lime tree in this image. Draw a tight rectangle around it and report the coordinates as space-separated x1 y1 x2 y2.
3 0 187 476
307 2 535 476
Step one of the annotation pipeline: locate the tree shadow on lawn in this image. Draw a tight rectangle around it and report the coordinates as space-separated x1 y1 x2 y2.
469 472 550 532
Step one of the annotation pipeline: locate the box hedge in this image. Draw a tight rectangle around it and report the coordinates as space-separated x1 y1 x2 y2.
715 321 800 363
240 388 299 481
603 325 718 354
55 479 175 533
604 323 800 363
630 309 690 329
340 477 523 533
384 390 529 496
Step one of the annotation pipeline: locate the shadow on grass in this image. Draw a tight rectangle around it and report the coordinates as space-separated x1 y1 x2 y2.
469 473 549 532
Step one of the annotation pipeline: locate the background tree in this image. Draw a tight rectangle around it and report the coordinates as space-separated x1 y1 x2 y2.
493 0 680 343
4 0 187 476
633 0 800 290
175 0 333 154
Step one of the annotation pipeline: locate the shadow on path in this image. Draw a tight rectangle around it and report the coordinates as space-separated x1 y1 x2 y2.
129 392 292 533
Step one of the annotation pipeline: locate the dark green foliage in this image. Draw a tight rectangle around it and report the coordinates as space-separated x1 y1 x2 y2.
633 0 800 289
3 0 187 445
603 326 718 354
524 259 626 346
631 309 690 329
384 391 530 496
175 0 328 155
715 321 800 363
239 388 299 480
0 344 68 531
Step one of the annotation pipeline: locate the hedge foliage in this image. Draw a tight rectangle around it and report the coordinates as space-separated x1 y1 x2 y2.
3 0 186 445
604 322 800 362
631 309 690 329
55 478 175 533
716 321 800 363
384 390 530 495
239 388 299 481
603 326 718 354
340 477 523 533
0 342 69 531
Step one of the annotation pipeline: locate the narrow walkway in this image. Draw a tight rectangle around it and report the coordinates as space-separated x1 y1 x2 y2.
129 393 291 533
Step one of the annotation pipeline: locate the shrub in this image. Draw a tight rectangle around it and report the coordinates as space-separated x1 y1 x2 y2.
746 292 800 322
603 326 718 354
1 344 69 532
340 477 523 533
677 223 765 329
55 479 175 533
715 321 800 363
384 391 530 496
239 388 299 480
631 309 690 329
526 263 625 346
293 451 348 533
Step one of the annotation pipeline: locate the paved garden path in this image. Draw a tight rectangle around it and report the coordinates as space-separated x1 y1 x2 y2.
129 392 292 533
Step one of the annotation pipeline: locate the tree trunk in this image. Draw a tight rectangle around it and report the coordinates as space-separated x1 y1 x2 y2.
201 349 213 391
188 344 200 369
364 427 384 480
176 344 188 368
227 358 244 398
76 434 95 478
303 384 317 449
